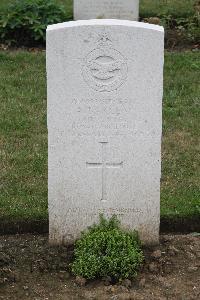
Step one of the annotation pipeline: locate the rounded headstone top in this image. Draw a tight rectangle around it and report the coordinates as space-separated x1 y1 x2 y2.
47 19 164 33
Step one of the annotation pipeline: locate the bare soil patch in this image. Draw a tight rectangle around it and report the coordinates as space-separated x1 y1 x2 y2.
0 234 199 300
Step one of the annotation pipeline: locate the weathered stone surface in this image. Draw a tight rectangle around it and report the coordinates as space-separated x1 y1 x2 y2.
74 0 139 21
47 20 164 246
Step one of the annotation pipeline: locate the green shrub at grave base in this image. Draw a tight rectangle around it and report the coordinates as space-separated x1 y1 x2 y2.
0 0 69 47
71 215 144 280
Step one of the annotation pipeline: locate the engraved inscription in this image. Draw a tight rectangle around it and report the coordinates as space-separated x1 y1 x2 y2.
86 142 123 202
70 97 133 136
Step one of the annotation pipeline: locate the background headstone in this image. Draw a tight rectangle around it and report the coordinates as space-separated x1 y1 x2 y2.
74 0 139 21
47 20 164 246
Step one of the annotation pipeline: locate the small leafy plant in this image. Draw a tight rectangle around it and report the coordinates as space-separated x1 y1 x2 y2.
0 0 69 46
72 215 144 280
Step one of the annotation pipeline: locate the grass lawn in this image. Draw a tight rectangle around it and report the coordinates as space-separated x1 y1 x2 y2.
162 51 200 218
0 0 196 18
0 50 199 223
0 51 47 221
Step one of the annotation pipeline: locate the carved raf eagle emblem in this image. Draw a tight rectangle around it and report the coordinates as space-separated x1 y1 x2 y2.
88 60 124 81
82 34 128 92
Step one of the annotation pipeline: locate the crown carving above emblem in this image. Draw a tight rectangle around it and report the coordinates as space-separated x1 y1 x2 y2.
97 32 112 47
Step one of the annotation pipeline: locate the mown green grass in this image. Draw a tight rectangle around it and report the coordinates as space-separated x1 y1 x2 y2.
0 0 196 18
0 51 47 221
162 51 200 218
0 50 199 222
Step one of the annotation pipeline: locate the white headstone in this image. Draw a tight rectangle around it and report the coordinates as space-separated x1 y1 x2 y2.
47 19 164 246
74 0 139 21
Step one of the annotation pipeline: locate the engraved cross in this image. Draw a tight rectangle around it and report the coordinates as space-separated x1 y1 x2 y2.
86 142 123 202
